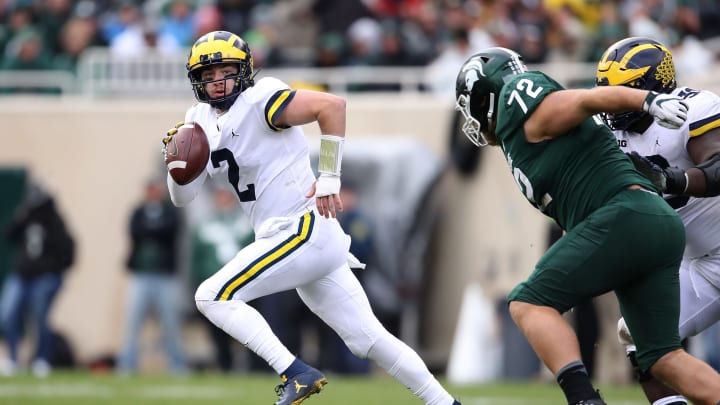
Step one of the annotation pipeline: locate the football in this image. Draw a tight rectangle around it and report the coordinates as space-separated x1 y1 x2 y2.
164 122 210 185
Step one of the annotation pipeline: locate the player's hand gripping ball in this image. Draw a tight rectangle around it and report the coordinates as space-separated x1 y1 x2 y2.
163 121 210 185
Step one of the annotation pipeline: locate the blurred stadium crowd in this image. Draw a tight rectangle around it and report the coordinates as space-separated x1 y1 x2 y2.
0 0 719 79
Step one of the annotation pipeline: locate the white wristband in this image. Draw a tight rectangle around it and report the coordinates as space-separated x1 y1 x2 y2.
318 135 344 176
316 173 341 197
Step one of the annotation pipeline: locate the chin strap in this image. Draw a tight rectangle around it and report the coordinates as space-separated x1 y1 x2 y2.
697 153 720 197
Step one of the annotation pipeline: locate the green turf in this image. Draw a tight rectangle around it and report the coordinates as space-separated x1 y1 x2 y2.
0 371 647 404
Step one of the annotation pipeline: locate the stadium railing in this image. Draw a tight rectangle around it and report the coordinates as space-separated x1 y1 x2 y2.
0 70 76 94
0 46 718 97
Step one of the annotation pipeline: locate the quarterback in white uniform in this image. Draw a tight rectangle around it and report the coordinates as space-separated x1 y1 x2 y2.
162 31 461 405
596 37 720 404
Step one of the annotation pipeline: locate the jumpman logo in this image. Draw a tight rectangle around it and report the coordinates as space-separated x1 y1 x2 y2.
293 380 307 393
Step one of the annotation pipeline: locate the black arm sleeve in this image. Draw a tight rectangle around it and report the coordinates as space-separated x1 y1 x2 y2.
697 154 720 197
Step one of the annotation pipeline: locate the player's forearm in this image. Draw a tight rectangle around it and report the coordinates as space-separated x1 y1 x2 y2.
526 88 646 141
580 86 648 114
316 97 346 136
167 171 206 207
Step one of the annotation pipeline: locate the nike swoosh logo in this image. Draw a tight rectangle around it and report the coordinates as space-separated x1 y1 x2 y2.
231 129 239 137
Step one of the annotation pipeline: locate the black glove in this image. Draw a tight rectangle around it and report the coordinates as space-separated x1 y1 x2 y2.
626 152 687 194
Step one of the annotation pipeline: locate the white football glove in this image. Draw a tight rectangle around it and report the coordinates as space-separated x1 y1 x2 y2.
642 91 688 129
315 173 341 197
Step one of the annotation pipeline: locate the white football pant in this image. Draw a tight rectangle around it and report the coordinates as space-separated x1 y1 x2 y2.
195 210 454 405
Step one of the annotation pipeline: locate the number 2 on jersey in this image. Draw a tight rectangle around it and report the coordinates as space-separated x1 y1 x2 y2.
211 148 257 202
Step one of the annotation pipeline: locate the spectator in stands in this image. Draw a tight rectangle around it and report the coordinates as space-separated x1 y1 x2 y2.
0 0 717 88
696 0 720 39
117 178 187 375
545 5 589 63
423 28 474 95
625 0 671 45
156 0 195 52
346 17 383 66
312 0 373 40
478 1 518 51
1 4 35 55
241 3 282 68
36 0 74 57
399 1 443 66
376 19 425 66
313 32 345 68
53 16 99 73
0 179 75 377
584 2 627 63
0 28 51 71
217 0 257 39
514 0 551 63
193 2 223 39
101 0 148 56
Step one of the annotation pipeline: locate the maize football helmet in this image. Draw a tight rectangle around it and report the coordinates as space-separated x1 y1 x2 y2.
187 31 254 111
455 47 527 147
595 37 676 131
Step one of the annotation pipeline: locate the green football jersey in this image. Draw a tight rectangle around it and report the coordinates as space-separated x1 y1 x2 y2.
495 71 656 230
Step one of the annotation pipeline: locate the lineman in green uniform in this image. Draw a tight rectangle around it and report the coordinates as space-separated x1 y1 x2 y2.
454 47 720 405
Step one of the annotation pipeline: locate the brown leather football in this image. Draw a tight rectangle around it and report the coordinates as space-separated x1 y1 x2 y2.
164 122 210 185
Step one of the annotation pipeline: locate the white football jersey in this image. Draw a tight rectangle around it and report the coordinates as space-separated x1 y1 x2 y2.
184 77 317 231
613 86 720 259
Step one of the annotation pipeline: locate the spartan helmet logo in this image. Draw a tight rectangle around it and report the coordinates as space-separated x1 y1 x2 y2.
462 60 483 93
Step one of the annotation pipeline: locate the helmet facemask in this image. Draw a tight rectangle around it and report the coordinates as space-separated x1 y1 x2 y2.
189 62 251 111
455 91 495 147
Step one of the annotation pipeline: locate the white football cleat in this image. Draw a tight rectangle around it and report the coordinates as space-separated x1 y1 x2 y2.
617 317 637 354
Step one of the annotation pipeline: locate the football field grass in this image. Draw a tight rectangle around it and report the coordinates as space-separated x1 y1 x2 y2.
0 371 647 404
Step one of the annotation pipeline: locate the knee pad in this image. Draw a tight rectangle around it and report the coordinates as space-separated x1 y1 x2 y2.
195 298 212 316
194 299 243 332
340 330 376 358
194 279 216 304
334 319 389 358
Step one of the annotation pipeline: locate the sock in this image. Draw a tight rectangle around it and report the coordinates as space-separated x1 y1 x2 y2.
280 358 311 379
197 300 296 374
652 396 687 405
556 361 600 404
367 332 455 405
